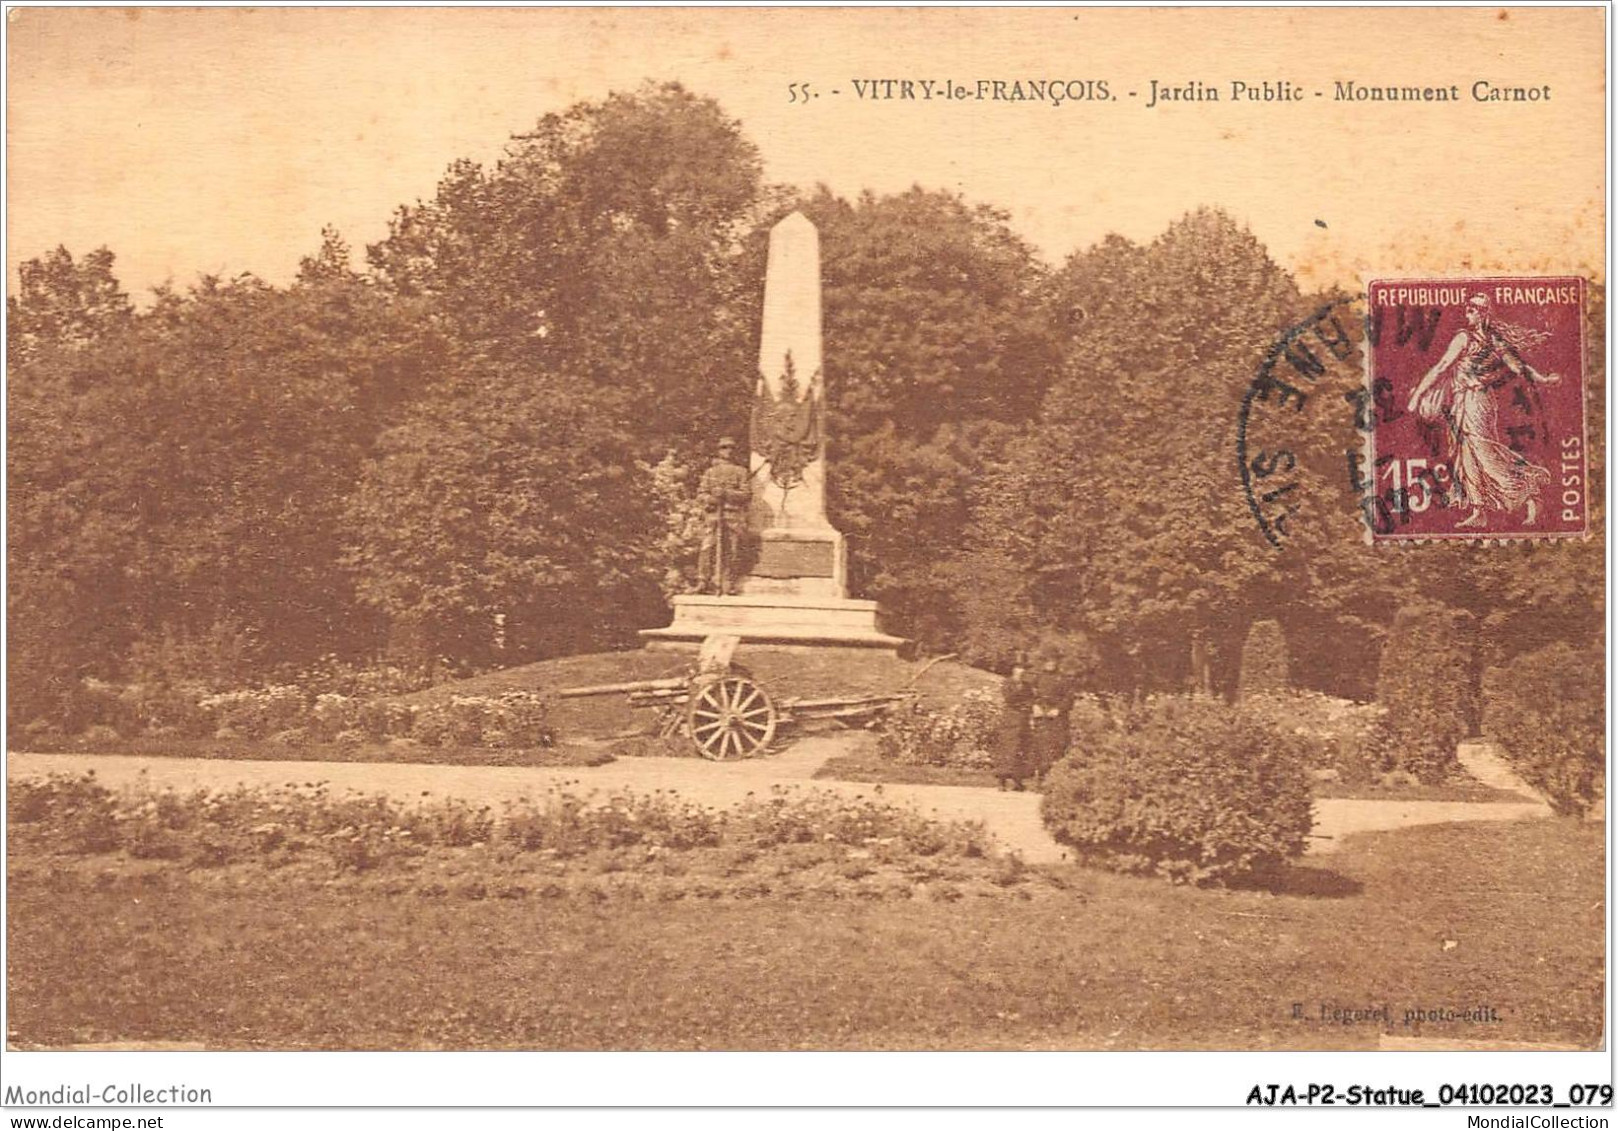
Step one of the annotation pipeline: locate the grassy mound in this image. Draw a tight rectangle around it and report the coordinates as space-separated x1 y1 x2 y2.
396 647 1000 741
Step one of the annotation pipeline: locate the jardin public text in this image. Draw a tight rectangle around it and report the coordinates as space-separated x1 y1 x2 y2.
788 78 1552 107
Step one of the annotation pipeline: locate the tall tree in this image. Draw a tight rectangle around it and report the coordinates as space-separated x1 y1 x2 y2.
797 186 1058 440
7 246 132 368
7 237 425 713
348 84 768 664
964 209 1386 692
343 368 665 668
367 81 764 457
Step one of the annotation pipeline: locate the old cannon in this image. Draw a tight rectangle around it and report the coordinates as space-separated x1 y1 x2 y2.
555 635 913 760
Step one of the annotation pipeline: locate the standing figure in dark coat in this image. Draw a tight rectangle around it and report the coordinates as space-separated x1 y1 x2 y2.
1028 655 1076 782
994 656 1035 791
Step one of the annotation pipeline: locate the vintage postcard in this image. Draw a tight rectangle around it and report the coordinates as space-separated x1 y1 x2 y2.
3 4 1607 1119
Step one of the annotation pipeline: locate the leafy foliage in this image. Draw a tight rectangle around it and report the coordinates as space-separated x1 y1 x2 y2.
6 246 132 368
1040 696 1314 885
1482 644 1604 816
7 254 425 725
643 451 707 602
367 81 762 455
876 689 1001 770
799 187 1058 440
1237 620 1292 699
342 374 666 667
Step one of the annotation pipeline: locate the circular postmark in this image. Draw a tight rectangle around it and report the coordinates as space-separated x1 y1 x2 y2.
1236 293 1368 549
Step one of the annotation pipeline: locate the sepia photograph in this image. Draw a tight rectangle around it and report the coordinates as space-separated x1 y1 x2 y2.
3 3 1609 1116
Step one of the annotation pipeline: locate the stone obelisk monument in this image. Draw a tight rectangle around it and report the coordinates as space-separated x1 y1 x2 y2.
745 211 844 598
642 212 901 649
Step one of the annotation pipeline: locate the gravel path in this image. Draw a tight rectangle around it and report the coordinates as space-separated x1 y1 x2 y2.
8 735 1550 864
1456 738 1545 801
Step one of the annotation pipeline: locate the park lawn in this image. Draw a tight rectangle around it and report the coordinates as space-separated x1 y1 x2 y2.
1311 779 1529 803
7 817 1601 1051
814 750 1000 789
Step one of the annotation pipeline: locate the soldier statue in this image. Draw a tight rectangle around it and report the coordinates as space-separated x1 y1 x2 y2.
696 436 752 596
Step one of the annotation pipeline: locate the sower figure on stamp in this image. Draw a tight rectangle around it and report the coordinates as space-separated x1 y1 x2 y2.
695 436 752 596
994 651 1036 791
1407 293 1561 528
1028 649 1076 783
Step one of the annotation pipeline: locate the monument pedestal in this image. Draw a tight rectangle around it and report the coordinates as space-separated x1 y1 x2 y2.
640 529 906 652
740 527 847 600
639 593 906 650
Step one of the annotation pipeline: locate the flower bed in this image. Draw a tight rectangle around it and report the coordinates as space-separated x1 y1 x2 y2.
875 689 999 770
18 678 555 755
1236 691 1387 784
11 734 611 769
8 774 1047 903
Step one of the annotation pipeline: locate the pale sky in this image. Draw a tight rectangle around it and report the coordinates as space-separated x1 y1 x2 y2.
6 6 1606 300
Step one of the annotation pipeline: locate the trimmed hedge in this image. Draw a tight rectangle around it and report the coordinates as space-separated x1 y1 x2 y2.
1483 644 1604 816
1237 620 1291 699
1373 602 1476 783
1040 696 1314 886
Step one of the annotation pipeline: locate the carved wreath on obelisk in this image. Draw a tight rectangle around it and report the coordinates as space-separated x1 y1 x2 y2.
750 350 822 491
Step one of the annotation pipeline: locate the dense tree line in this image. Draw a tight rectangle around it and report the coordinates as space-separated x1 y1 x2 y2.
7 82 1603 725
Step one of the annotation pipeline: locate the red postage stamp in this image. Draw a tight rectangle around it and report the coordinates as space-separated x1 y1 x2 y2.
1365 277 1587 541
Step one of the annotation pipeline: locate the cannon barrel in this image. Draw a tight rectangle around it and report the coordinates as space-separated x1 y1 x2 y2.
556 677 688 699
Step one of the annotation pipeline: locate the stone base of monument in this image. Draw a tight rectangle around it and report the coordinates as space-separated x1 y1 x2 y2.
738 527 847 601
639 593 907 650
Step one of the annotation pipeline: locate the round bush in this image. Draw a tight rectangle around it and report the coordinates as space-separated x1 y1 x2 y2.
1040 696 1313 885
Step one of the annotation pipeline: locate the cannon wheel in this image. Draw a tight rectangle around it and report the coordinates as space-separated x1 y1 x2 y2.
687 674 777 760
